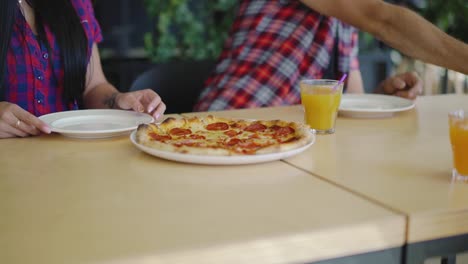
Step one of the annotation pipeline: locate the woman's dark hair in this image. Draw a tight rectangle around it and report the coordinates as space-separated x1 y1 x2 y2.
0 0 88 105
0 0 17 101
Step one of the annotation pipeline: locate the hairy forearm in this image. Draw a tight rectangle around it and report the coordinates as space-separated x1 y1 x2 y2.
369 5 468 74
300 0 468 74
83 82 120 109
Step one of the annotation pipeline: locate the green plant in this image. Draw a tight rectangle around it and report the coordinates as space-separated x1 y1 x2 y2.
422 0 468 42
143 0 238 63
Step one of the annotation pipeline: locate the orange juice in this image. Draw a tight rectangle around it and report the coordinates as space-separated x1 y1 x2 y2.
449 114 468 176
300 86 342 133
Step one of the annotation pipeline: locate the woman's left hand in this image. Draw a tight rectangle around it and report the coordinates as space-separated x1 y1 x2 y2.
115 89 166 120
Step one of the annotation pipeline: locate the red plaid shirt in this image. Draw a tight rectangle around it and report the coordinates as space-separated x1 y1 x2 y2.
3 0 102 116
194 0 359 111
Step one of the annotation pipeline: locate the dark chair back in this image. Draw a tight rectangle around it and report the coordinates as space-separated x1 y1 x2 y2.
130 60 215 114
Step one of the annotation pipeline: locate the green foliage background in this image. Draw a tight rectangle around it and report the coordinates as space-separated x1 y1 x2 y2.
422 0 468 43
143 0 238 63
143 0 467 63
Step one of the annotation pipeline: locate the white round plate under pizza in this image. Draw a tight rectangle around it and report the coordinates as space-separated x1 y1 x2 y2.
130 115 315 165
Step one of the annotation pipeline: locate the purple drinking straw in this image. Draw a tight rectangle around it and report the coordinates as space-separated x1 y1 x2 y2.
333 74 348 91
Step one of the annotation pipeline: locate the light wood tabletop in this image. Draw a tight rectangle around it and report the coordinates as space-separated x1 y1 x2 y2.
0 116 404 263
184 94 468 244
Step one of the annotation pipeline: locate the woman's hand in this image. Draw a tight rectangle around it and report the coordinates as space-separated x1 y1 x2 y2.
114 89 166 120
82 44 167 120
376 72 423 100
0 102 51 139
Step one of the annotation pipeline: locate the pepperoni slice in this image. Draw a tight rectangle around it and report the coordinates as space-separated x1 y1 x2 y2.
206 122 229 131
239 141 260 149
239 142 262 154
274 126 295 137
224 130 240 137
281 136 299 143
225 138 243 146
248 133 260 139
230 122 246 129
170 128 192 136
270 125 282 131
181 141 200 147
244 123 267 132
188 134 206 140
149 133 172 142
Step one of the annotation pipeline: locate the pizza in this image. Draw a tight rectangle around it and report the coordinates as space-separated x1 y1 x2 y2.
135 115 313 156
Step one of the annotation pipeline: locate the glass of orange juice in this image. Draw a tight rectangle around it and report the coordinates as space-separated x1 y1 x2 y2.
300 79 343 134
449 110 468 181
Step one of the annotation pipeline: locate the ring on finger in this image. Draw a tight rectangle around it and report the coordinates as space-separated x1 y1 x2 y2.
15 119 21 128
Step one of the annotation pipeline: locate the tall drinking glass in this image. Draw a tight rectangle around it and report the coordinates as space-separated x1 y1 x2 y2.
449 109 468 181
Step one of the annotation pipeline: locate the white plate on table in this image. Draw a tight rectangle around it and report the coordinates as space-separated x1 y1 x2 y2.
339 94 415 118
39 109 154 139
130 130 315 165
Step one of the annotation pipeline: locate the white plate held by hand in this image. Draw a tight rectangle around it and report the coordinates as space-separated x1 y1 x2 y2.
339 94 415 118
39 109 154 139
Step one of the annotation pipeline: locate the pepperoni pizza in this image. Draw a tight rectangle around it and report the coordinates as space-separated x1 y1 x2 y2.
135 115 313 156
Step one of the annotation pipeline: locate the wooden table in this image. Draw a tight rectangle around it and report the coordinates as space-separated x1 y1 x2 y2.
185 95 468 263
0 114 405 263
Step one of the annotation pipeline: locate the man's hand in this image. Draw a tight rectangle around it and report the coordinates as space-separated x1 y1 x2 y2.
375 72 423 100
0 102 51 139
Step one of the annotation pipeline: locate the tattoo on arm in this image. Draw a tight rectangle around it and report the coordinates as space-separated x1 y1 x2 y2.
103 92 119 109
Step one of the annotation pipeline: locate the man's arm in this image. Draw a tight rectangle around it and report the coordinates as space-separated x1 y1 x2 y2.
300 0 468 74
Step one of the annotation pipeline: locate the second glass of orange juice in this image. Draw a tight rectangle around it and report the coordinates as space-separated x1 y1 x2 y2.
449 110 468 181
300 79 343 134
